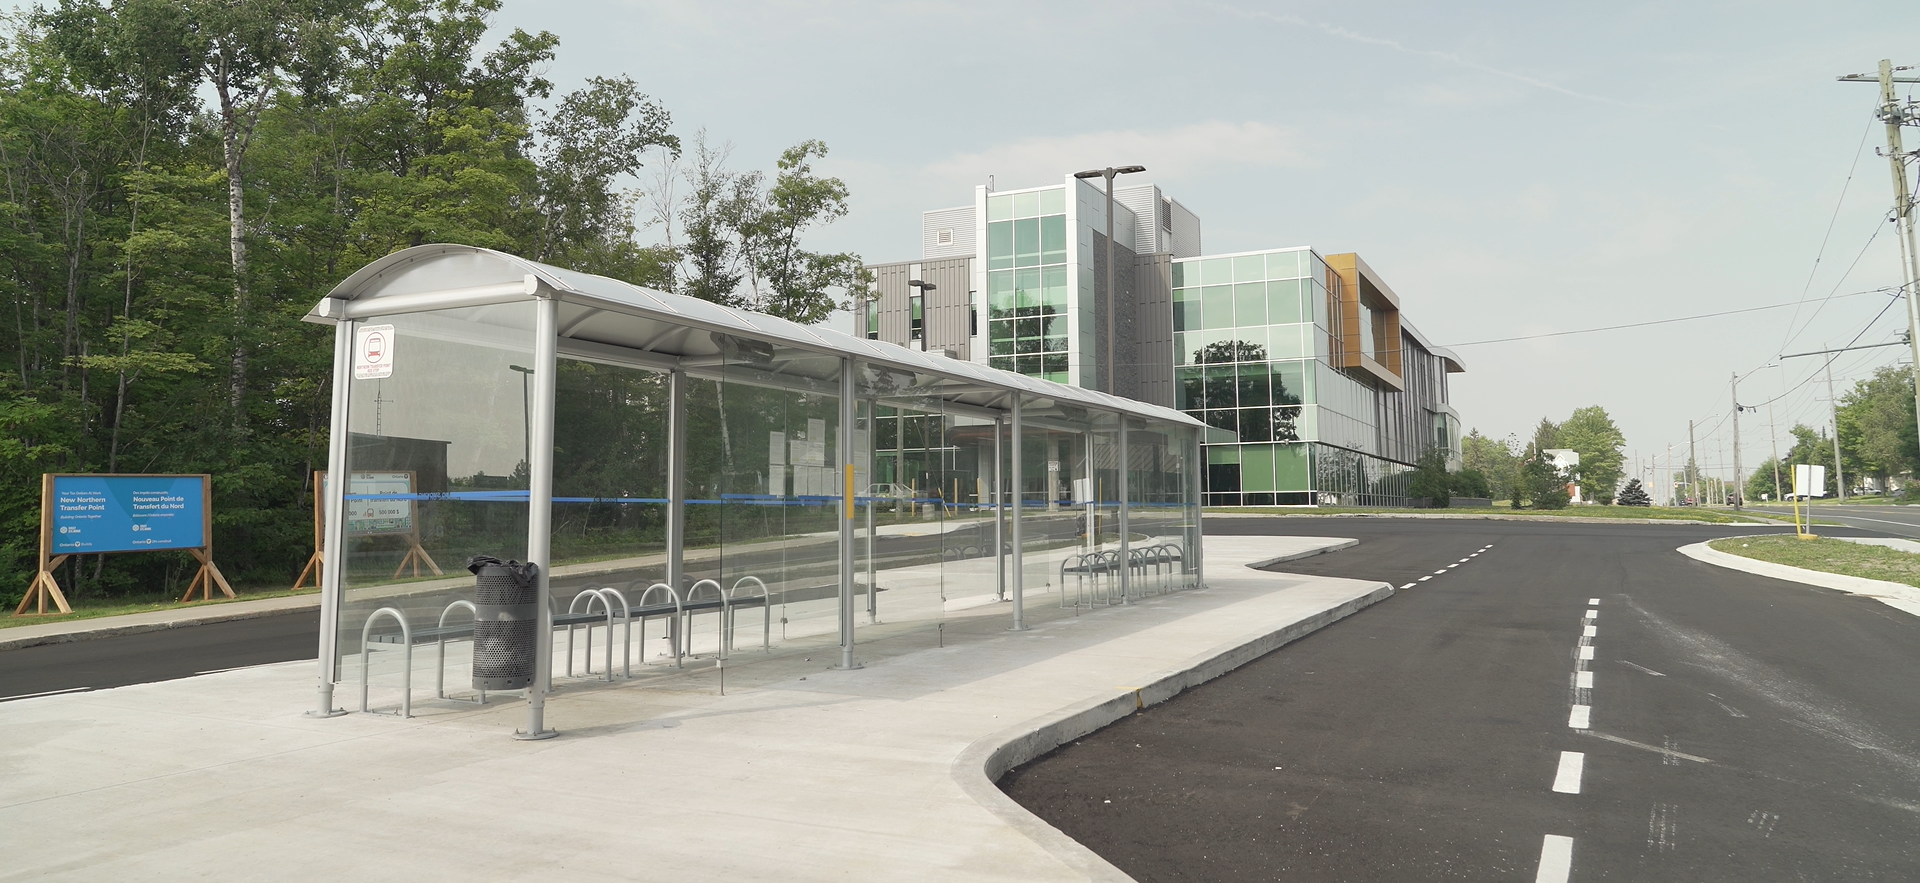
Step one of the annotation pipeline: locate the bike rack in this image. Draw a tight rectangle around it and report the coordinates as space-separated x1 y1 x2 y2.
566 587 619 681
434 600 486 704
359 607 413 718
636 582 684 668
598 584 632 677
684 578 727 659
728 576 771 654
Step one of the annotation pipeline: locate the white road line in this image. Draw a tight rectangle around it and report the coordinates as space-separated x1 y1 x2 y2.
1458 558 1471 563
1582 731 1711 763
1588 598 1599 605
1551 751 1586 794
1569 705 1591 729
1418 576 1433 582
1535 834 1574 883
1578 646 1594 660
0 686 91 702
1447 564 1459 569
1577 671 1594 689
1434 569 1448 575
1586 608 1598 620
1400 583 1416 589
1583 625 1597 637
1469 553 1480 557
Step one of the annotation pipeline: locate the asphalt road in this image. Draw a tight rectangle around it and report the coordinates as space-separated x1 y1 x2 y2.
0 611 321 701
1000 517 1920 881
1750 502 1920 540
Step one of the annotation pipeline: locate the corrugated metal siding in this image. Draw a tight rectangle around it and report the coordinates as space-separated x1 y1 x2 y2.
1168 199 1202 258
869 262 914 345
1114 184 1165 255
922 257 973 360
922 206 974 259
1132 253 1176 408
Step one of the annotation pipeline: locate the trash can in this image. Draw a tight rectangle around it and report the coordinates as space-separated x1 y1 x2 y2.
468 556 539 691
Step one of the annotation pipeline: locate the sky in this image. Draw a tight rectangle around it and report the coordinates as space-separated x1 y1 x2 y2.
465 2 1917 485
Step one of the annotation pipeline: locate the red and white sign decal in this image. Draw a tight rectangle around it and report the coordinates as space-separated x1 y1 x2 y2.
354 324 396 380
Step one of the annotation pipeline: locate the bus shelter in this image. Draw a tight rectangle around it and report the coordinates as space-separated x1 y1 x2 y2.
304 244 1207 737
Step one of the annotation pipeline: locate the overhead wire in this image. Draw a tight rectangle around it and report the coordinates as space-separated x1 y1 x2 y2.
1440 288 1885 348
1777 115 1878 354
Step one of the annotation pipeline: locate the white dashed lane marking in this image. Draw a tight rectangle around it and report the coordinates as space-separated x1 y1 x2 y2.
1587 598 1599 605
1551 751 1586 794
1583 625 1597 637
1400 583 1416 589
1577 671 1594 689
1578 646 1595 661
1569 705 1591 729
1535 835 1573 883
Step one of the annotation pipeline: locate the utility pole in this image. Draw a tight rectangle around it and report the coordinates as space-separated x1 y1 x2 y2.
1838 60 1920 474
1666 442 1674 506
1768 399 1783 503
1688 420 1698 507
1823 358 1847 501
1731 372 1745 509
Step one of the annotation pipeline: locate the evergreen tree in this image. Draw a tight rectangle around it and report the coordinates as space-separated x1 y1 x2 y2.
1616 478 1651 507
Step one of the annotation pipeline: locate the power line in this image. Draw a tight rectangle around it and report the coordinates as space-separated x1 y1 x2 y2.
1778 114 1878 354
1442 289 1886 348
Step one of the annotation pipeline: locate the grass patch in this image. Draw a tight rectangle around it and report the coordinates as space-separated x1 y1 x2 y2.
1209 505 1768 524
1710 535 1920 588
3 586 318 630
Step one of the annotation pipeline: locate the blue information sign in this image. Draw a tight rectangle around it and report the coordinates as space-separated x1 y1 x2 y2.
50 475 207 554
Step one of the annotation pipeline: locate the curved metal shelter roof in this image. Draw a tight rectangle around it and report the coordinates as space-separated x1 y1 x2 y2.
307 244 1203 428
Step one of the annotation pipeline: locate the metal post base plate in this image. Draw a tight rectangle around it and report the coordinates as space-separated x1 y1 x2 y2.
513 728 559 741
305 708 348 719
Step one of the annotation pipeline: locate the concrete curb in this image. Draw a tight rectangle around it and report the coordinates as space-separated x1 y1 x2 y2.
1678 539 1920 618
950 567 1392 881
1209 512 1758 526
1245 537 1359 569
0 595 320 652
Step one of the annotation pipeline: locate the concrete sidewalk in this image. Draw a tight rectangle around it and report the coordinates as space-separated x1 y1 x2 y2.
0 536 1389 882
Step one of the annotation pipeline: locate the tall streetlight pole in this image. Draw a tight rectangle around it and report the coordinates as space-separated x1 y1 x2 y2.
1073 165 1146 394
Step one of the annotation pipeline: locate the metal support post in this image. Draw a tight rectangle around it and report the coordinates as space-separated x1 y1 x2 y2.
309 318 354 718
1010 396 1028 630
1191 432 1205 588
666 370 687 593
517 297 559 741
1117 417 1130 603
1688 420 1697 506
1731 372 1744 509
837 358 861 669
993 414 1005 602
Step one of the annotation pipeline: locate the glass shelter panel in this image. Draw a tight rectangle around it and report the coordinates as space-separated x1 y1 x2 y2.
337 302 536 700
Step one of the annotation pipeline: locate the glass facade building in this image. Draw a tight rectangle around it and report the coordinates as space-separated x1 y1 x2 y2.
867 175 1464 508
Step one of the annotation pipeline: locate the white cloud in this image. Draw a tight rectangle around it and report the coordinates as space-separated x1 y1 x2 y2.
922 121 1305 192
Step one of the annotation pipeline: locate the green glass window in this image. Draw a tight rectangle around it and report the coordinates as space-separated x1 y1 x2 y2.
1015 335 1040 354
1171 262 1188 288
1173 286 1198 303
1238 362 1271 407
1240 444 1275 489
1042 265 1068 308
1015 267 1042 308
1042 353 1068 374
1041 314 1065 338
1015 317 1041 339
1012 191 1039 218
987 221 1013 270
1269 324 1306 360
987 194 1012 221
988 337 1013 356
1275 443 1310 487
1016 354 1042 374
1233 255 1266 282
1267 279 1304 323
1177 368 1203 410
1040 215 1067 264
1038 187 1065 215
1200 258 1231 286
1204 409 1238 436
1267 250 1302 279
1232 328 1269 360
990 354 1013 371
1201 285 1233 328
1311 280 1330 326
1173 301 1192 333
1272 360 1309 405
988 270 1014 313
1043 335 1067 353
1204 365 1236 408
1014 218 1040 267
1234 283 1267 325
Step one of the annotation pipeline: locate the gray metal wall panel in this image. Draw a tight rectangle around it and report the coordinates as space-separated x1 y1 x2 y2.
922 206 975 259
1114 184 1165 255
1168 199 1202 258
1132 253 1176 409
923 257 972 359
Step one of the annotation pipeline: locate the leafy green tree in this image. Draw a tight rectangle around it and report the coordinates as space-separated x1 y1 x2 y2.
1558 405 1625 504
1407 447 1451 507
1450 467 1491 499
742 139 861 324
1836 364 1917 493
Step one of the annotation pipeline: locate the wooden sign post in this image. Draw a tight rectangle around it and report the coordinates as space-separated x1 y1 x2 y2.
291 470 440 591
16 474 231 616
